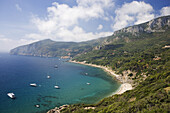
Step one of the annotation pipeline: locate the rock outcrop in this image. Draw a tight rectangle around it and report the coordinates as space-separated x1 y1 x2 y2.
114 15 170 35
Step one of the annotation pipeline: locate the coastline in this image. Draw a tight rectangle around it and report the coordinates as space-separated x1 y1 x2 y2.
47 60 133 113
69 60 133 95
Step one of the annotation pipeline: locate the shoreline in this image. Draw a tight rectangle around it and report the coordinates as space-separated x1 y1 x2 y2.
47 60 133 113
69 60 133 95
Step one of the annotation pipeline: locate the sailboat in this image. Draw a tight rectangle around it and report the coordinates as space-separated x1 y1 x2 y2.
54 82 60 89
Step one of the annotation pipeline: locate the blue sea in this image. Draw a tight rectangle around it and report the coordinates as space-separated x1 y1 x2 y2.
0 53 120 113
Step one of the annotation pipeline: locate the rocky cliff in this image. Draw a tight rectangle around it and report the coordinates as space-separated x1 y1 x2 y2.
114 15 170 35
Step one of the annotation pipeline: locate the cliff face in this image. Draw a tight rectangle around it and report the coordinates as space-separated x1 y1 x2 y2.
95 15 170 47
114 15 170 35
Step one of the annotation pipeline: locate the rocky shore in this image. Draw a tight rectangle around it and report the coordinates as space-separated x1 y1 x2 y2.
47 105 69 113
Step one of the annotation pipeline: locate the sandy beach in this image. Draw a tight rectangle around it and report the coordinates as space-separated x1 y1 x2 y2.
70 60 133 95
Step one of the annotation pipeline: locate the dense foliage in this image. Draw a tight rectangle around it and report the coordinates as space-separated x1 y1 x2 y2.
73 31 170 79
10 15 170 113
61 18 170 112
61 67 169 113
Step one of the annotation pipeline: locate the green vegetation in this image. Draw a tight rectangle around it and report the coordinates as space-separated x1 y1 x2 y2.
61 16 170 112
73 31 170 81
10 15 170 113
10 38 105 58
61 68 169 112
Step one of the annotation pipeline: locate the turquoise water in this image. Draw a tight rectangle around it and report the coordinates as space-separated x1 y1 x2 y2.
0 53 120 113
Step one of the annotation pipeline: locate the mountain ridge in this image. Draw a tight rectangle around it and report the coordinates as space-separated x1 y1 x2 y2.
114 15 170 35
10 15 170 58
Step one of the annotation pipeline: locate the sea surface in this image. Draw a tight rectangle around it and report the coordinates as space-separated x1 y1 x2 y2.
0 53 120 113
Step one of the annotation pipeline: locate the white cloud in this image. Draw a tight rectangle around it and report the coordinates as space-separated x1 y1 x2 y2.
112 1 155 31
0 34 37 52
31 0 114 41
15 4 22 12
26 26 113 42
56 26 113 41
160 6 170 16
97 24 103 30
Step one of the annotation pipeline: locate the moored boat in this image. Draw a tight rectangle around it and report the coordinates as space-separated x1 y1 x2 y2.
86 82 90 85
7 93 15 99
54 65 58 68
47 75 51 79
35 104 40 108
30 83 37 87
54 85 60 89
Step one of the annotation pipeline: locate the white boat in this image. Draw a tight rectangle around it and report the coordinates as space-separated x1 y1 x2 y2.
54 85 60 89
35 104 40 108
86 82 90 85
47 75 51 79
30 83 37 87
7 93 15 99
54 65 58 68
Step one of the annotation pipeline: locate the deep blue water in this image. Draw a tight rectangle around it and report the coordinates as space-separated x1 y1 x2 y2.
0 53 120 113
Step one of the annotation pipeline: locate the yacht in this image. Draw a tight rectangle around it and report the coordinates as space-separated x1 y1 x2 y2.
47 75 51 79
35 104 40 108
30 83 37 87
7 93 15 99
86 82 90 85
54 85 60 89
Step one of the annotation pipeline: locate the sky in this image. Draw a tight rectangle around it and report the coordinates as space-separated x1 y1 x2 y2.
0 0 170 52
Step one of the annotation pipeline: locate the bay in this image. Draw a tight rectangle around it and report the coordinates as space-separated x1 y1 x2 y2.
0 53 120 113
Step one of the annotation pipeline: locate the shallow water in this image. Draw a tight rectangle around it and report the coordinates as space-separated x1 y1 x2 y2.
0 53 120 113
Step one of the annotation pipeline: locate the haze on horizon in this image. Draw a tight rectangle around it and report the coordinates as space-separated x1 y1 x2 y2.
0 0 170 52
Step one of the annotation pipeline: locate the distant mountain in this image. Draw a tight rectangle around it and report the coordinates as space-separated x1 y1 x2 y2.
10 39 76 57
10 15 170 58
10 38 106 58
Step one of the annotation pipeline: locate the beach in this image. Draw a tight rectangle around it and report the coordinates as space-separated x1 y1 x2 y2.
70 60 133 95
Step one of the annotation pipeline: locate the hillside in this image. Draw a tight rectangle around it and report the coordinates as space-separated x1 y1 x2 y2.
48 16 170 113
10 15 170 113
50 16 170 113
10 38 105 58
10 16 170 59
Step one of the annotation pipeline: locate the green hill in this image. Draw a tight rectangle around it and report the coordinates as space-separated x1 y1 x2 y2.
59 16 170 113
10 15 170 113
10 37 105 58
